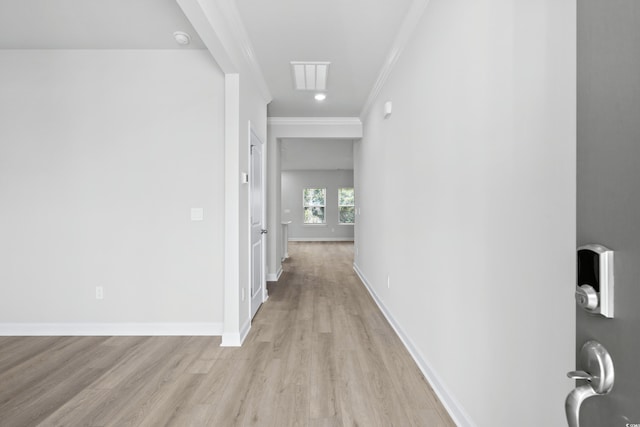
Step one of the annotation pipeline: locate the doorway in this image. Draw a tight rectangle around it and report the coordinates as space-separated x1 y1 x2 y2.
250 128 267 318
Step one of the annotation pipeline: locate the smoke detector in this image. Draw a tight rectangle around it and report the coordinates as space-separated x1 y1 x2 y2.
173 31 191 46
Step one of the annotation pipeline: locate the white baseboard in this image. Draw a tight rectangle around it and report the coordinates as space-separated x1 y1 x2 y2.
352 263 476 427
240 317 251 343
266 265 283 282
0 322 223 336
288 237 354 242
220 317 251 347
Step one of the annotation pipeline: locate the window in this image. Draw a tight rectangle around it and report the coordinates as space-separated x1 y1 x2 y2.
303 188 326 224
338 188 355 224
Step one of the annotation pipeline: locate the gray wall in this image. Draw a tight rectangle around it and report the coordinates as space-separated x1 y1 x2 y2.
577 0 640 423
0 50 225 328
281 170 354 241
354 0 575 425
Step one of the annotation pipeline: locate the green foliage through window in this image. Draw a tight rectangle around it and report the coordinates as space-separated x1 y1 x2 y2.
338 188 355 224
303 188 326 223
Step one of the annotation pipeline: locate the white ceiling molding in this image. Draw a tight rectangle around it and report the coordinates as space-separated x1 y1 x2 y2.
268 117 362 127
268 117 362 139
177 0 237 72
177 0 272 103
359 0 431 120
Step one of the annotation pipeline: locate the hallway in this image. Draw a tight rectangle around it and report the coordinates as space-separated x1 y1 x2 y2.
256 242 455 426
0 242 454 426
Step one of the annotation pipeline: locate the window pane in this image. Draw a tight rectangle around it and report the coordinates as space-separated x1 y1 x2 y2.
303 188 325 206
339 206 355 224
338 188 354 206
304 206 325 223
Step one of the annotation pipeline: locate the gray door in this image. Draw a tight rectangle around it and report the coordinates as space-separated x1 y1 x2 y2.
577 0 640 424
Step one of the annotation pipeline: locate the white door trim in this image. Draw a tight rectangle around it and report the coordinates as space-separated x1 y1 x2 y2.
221 74 241 347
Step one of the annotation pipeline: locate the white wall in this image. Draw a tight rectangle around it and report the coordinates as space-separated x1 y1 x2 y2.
281 139 354 170
237 76 268 336
354 1 575 426
0 50 225 330
282 170 354 240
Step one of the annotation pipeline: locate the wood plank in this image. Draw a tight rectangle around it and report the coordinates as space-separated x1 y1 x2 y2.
0 242 457 427
0 337 110 427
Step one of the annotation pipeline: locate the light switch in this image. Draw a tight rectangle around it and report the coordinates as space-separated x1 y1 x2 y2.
384 101 393 119
191 208 204 221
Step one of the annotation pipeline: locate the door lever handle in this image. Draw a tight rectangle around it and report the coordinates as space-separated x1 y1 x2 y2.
565 341 614 427
566 370 595 382
565 385 598 427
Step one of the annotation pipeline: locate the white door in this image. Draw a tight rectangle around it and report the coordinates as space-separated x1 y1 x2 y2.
250 130 266 318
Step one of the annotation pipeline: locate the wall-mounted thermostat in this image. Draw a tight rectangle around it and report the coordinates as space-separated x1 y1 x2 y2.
576 244 614 318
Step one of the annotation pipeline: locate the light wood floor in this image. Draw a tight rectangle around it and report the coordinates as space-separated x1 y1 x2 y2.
0 242 455 427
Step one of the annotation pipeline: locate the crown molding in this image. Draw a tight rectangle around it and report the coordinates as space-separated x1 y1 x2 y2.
268 117 362 127
178 0 272 104
216 0 271 103
360 0 431 120
267 117 363 139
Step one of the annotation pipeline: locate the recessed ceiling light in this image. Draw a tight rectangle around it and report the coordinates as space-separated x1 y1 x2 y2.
315 93 327 101
291 62 330 91
173 31 191 46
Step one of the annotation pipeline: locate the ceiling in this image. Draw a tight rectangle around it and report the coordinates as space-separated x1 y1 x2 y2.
0 0 414 117
0 0 205 49
236 0 414 117
281 139 354 171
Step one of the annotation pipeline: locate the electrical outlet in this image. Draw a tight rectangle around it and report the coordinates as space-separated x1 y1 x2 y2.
387 275 390 289
241 288 245 301
331 228 335 232
96 286 104 300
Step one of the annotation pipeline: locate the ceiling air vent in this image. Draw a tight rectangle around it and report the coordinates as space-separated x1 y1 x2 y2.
291 61 330 91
